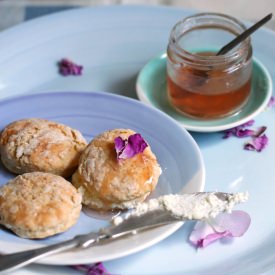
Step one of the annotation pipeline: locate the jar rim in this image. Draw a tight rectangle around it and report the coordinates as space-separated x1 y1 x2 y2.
169 12 251 66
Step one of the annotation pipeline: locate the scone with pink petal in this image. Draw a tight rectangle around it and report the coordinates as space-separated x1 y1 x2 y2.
72 129 161 210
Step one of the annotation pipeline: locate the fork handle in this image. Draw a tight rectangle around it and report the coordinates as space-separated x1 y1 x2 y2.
0 239 78 274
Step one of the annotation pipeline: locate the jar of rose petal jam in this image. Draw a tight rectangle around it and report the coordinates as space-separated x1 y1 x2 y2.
167 13 252 119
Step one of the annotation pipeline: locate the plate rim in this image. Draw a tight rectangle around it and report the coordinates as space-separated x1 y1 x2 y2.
0 91 206 265
136 53 273 133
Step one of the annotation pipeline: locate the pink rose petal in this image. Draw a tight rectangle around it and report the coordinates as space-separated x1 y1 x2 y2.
254 126 267 137
114 136 126 152
223 120 255 139
223 120 268 153
114 133 148 160
244 134 268 152
189 221 231 248
235 129 256 138
58 58 83 76
71 262 110 275
189 210 251 248
268 96 275 108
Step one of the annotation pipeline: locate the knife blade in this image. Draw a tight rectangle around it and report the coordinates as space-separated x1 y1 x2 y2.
0 191 248 274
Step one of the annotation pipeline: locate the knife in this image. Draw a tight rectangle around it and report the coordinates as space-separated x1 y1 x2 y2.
0 192 247 274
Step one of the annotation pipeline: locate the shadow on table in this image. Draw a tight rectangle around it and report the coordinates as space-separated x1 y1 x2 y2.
190 131 225 149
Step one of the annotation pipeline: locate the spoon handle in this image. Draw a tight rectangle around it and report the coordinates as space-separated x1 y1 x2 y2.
217 13 272 55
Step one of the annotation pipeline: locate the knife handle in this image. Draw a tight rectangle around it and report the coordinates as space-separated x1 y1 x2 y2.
0 238 78 274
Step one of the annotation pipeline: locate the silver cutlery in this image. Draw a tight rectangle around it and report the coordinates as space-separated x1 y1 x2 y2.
0 192 245 274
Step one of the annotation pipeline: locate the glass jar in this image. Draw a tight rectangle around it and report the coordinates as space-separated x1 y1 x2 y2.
167 13 252 119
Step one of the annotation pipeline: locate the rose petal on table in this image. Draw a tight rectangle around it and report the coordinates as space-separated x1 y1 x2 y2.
268 96 275 108
223 120 255 139
87 262 110 275
58 58 83 76
235 129 255 138
254 126 267 137
212 210 251 236
189 210 251 248
71 262 110 275
189 221 231 248
244 134 268 152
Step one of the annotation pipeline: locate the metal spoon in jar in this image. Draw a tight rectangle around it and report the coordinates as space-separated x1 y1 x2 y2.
216 13 272 55
193 13 272 87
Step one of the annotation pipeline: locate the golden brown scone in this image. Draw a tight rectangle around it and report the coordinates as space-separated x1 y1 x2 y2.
0 118 87 177
72 129 161 210
0 172 82 239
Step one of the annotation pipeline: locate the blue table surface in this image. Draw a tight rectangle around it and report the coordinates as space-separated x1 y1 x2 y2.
1 4 275 275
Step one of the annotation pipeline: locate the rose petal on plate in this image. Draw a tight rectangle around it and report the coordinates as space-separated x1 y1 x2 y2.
189 210 251 248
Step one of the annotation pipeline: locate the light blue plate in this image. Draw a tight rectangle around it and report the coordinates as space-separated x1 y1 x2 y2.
136 53 272 132
0 91 205 265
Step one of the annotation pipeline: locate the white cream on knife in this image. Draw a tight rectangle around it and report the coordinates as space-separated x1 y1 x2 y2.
113 192 248 225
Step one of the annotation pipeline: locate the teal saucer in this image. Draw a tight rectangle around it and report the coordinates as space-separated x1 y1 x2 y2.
136 53 272 132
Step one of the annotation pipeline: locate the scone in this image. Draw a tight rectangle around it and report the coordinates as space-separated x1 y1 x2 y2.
0 118 87 177
72 129 161 210
0 172 82 239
